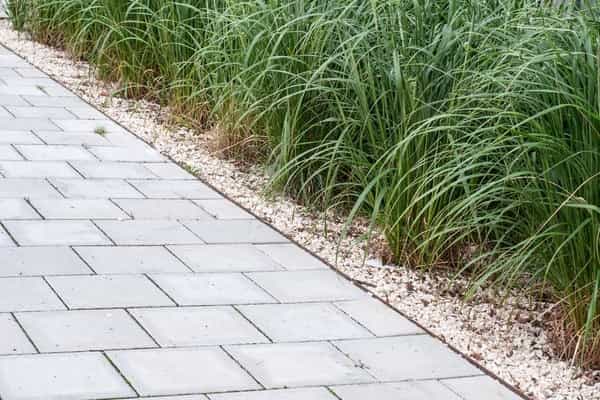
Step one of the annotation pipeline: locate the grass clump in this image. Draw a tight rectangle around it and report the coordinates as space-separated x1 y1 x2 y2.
9 0 600 367
93 126 107 136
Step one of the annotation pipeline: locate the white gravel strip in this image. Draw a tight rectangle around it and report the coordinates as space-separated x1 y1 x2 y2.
1 21 598 400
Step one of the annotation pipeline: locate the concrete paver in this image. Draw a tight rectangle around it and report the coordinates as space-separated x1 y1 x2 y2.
74 245 189 274
30 198 129 219
113 198 211 220
150 273 276 305
0 247 91 276
16 309 156 352
255 243 329 270
334 298 423 336
46 274 174 309
0 198 40 219
0 314 36 355
330 382 462 400
130 306 269 346
50 177 144 198
0 130 42 144
194 199 254 219
0 352 135 399
225 342 375 388
333 336 483 381
15 144 95 161
107 347 260 396
4 220 111 246
183 219 289 244
167 244 282 272
0 160 79 178
95 220 204 245
237 303 372 342
442 376 524 400
34 130 113 145
128 178 220 199
0 277 64 312
247 270 367 302
208 388 336 400
0 145 23 160
0 178 62 198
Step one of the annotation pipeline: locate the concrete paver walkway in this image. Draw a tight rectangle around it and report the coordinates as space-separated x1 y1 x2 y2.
0 44 523 400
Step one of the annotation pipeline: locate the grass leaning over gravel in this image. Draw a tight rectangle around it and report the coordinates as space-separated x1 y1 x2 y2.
7 0 600 367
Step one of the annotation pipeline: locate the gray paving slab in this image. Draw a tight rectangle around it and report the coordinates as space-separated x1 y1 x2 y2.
167 244 282 272
128 179 221 199
65 106 108 119
442 376 523 400
0 247 92 277
150 273 276 305
132 397 207 400
15 144 94 161
247 270 367 303
225 342 375 388
50 178 144 198
0 277 65 312
194 199 254 219
70 160 157 179
4 220 111 246
5 106 75 119
0 130 42 144
0 161 79 178
42 86 78 97
0 314 36 355
144 162 197 179
3 77 62 87
0 55 29 68
22 94 87 108
0 178 62 198
133 397 207 400
0 95 29 106
14 68 47 78
30 198 129 219
16 309 156 352
0 117 60 130
0 148 28 166
103 131 150 147
0 86 46 96
114 198 211 220
107 347 260 396
52 118 126 133
182 219 288 244
47 274 175 309
130 306 268 346
334 298 424 336
208 388 337 400
334 336 483 381
34 130 113 145
330 382 462 400
95 220 204 245
89 146 166 162
0 225 14 246
0 198 39 219
0 352 135 399
237 303 372 342
255 243 329 270
74 245 189 274
0 108 12 119
0 68 19 78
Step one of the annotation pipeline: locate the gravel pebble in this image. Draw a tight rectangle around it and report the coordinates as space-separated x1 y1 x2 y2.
1 21 598 400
